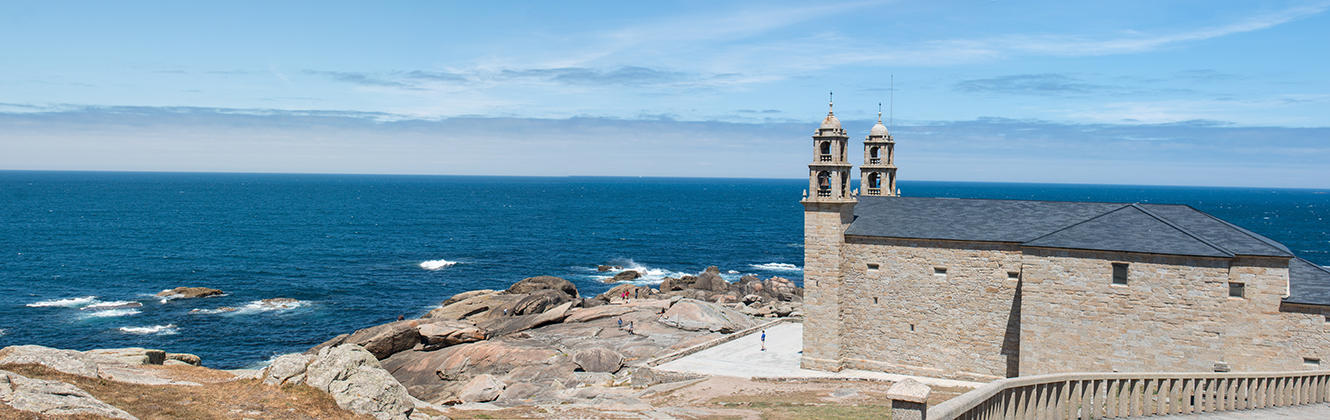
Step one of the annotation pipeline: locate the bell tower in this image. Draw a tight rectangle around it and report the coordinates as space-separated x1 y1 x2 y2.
860 104 897 196
801 94 856 372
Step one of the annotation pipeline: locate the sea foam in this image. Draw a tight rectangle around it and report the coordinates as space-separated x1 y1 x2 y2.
119 324 178 335
750 263 802 272
81 301 142 311
27 296 97 307
420 259 457 270
82 309 140 318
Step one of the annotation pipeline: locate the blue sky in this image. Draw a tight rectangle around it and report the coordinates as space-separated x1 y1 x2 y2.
2 1 1328 187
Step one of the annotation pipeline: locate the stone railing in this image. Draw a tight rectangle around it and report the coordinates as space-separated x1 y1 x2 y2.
820 154 832 162
928 370 1330 420
866 188 882 195
869 158 882 164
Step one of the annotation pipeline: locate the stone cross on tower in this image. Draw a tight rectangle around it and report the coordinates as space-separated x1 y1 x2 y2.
860 103 898 196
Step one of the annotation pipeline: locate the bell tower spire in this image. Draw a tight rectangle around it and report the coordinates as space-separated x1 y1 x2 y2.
804 93 855 202
860 101 898 196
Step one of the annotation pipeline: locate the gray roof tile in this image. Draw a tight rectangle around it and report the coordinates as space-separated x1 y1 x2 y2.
1022 204 1233 258
1287 258 1330 306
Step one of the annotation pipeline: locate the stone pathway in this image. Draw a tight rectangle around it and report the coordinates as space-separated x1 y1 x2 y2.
653 322 981 389
1155 403 1330 419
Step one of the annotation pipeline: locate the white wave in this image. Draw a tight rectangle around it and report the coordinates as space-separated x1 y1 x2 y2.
27 296 97 308
750 263 803 272
591 260 699 285
420 259 458 270
0 329 6 336
229 299 307 315
726 270 740 274
83 309 140 318
119 324 178 335
81 301 142 311
189 307 239 315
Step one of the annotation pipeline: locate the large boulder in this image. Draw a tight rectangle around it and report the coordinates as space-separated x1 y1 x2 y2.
694 268 731 293
262 353 314 385
85 348 166 366
440 289 497 307
764 277 798 301
512 289 573 316
432 340 562 381
611 270 641 282
321 320 421 360
506 276 579 298
304 344 414 420
658 298 756 333
0 370 137 419
155 287 224 299
456 374 505 403
572 347 624 373
0 345 100 378
478 301 573 336
424 292 523 322
417 320 487 351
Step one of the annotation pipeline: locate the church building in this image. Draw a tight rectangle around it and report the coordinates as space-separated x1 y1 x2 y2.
800 100 1330 382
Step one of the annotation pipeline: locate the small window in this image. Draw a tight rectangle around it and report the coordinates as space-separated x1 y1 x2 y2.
873 297 879 304
1007 271 1020 281
1229 282 1245 298
867 263 879 272
1305 357 1321 367
934 267 947 276
909 324 915 332
1112 263 1129 285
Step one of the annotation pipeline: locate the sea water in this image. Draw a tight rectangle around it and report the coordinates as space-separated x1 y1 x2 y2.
1 171 1326 368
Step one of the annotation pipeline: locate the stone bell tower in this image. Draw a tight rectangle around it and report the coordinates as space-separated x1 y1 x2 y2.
860 105 897 196
801 95 856 372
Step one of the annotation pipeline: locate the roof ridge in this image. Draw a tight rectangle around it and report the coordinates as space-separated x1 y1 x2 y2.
1160 204 1293 257
1130 203 1235 257
1023 203 1136 244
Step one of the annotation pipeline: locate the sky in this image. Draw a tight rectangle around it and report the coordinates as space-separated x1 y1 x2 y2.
2 1 1328 188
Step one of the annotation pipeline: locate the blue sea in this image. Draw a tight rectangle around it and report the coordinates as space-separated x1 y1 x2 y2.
1 171 1327 369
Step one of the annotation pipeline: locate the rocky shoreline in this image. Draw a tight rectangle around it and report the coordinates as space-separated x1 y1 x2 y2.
1 267 805 419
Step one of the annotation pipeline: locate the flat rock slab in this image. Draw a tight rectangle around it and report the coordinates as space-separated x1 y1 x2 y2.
0 345 100 378
0 369 138 419
572 347 624 373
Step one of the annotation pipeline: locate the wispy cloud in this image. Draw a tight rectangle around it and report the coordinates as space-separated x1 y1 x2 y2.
956 74 1107 96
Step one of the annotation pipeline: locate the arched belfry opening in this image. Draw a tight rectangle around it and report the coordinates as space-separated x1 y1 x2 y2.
817 171 831 197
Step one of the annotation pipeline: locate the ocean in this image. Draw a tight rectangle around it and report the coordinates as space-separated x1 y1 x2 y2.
1 171 1326 369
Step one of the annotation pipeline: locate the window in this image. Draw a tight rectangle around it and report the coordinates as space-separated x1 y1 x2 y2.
1229 282 1245 298
1305 357 1321 367
1112 263 1129 285
1007 271 1020 281
934 267 947 276
867 263 879 272
873 297 879 304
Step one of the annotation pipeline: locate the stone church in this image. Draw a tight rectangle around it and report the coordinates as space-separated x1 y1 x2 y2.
799 101 1330 382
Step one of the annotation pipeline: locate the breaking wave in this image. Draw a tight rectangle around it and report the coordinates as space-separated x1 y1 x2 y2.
82 309 140 318
27 296 97 307
119 324 178 335
419 259 457 270
81 301 142 311
750 263 802 272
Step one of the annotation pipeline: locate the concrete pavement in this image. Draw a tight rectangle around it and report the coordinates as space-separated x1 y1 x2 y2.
653 322 982 389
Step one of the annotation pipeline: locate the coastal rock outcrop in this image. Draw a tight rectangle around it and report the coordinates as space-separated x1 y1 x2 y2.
301 344 414 420
611 270 641 282
155 287 224 299
572 347 624 373
512 289 573 316
0 369 137 420
506 275 579 297
659 298 755 333
0 345 100 378
456 374 505 403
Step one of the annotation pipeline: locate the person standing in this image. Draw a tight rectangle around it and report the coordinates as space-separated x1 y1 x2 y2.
760 330 766 352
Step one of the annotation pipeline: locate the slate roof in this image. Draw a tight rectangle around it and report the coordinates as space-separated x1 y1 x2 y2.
1287 258 1330 306
846 196 1294 259
846 196 1330 305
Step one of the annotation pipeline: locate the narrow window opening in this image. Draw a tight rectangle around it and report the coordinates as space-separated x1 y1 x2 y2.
934 267 947 276
1007 271 1020 281
909 324 915 332
1229 282 1245 298
1305 357 1321 367
1111 263 1129 285
873 297 879 304
867 263 879 272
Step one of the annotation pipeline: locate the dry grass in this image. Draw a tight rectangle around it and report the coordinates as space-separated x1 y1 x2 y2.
2 364 371 420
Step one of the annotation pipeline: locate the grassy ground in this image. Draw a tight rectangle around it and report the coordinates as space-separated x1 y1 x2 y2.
2 363 372 420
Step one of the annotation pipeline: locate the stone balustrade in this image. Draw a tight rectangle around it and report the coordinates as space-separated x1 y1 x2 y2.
929 370 1330 420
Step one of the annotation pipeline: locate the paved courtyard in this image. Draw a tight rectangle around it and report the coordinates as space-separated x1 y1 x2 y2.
654 322 981 389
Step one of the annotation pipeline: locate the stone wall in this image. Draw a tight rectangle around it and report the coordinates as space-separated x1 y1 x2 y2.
800 201 854 371
1020 249 1327 375
836 237 1024 382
